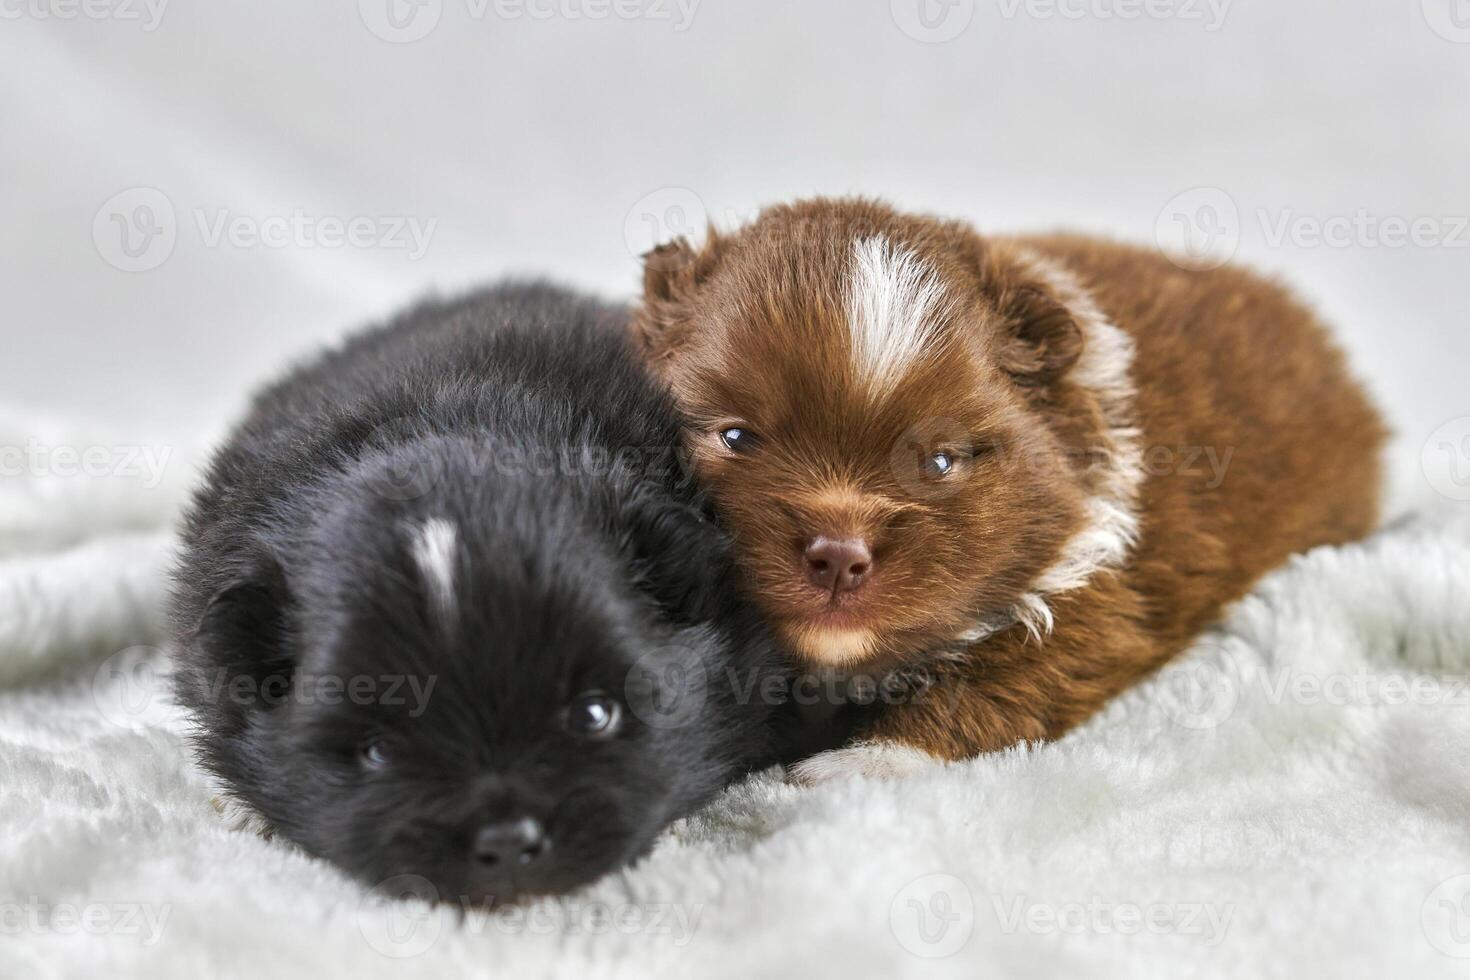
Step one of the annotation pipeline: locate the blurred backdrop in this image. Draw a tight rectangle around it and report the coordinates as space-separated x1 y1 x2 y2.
2 0 1466 514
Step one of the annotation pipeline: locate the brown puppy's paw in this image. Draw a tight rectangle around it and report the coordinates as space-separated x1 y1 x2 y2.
786 741 940 786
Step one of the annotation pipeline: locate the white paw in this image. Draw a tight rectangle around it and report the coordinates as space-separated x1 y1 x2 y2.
786 741 941 786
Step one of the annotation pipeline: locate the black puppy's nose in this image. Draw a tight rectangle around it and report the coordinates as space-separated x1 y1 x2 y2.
804 537 872 593
473 817 549 867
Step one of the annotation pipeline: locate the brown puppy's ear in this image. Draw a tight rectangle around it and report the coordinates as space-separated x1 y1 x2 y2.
996 284 1085 386
635 230 725 363
642 237 700 294
960 233 1086 387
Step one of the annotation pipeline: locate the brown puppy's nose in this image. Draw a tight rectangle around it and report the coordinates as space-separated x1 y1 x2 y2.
804 537 872 593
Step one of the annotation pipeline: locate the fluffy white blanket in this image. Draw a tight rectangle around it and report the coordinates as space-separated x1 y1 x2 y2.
4 413 1470 980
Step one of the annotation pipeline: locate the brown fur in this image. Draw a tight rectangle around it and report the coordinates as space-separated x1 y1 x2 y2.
635 197 1386 761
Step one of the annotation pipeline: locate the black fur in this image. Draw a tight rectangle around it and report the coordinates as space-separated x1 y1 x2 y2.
170 282 785 903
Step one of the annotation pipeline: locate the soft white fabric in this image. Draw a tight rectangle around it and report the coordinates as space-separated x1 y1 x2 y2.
3 416 1470 980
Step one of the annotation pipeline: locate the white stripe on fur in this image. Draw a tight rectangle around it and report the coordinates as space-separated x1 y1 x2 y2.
845 237 953 392
410 518 459 623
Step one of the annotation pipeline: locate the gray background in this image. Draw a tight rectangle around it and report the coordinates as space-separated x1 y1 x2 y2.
2 0 1466 513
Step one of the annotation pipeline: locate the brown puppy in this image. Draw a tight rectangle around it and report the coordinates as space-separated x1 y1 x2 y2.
634 198 1385 781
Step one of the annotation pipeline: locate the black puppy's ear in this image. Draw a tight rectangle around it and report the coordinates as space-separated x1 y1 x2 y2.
995 284 1084 387
191 564 296 711
634 229 726 365
622 497 732 625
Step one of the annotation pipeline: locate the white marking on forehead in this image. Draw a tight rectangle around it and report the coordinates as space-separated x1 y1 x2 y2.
410 517 459 622
845 237 952 391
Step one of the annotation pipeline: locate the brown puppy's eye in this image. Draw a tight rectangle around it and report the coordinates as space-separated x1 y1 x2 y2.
924 452 955 478
718 428 759 454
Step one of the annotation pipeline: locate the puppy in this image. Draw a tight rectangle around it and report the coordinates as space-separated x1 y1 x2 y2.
634 197 1385 781
171 282 784 903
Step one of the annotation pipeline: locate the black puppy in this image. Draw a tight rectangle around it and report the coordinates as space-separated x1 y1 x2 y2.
171 283 784 904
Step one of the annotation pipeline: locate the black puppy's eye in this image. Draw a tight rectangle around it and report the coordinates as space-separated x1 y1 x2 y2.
359 738 391 770
565 694 622 739
718 428 758 454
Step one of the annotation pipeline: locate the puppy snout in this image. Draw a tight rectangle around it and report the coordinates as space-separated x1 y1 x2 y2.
804 537 872 593
473 816 549 868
